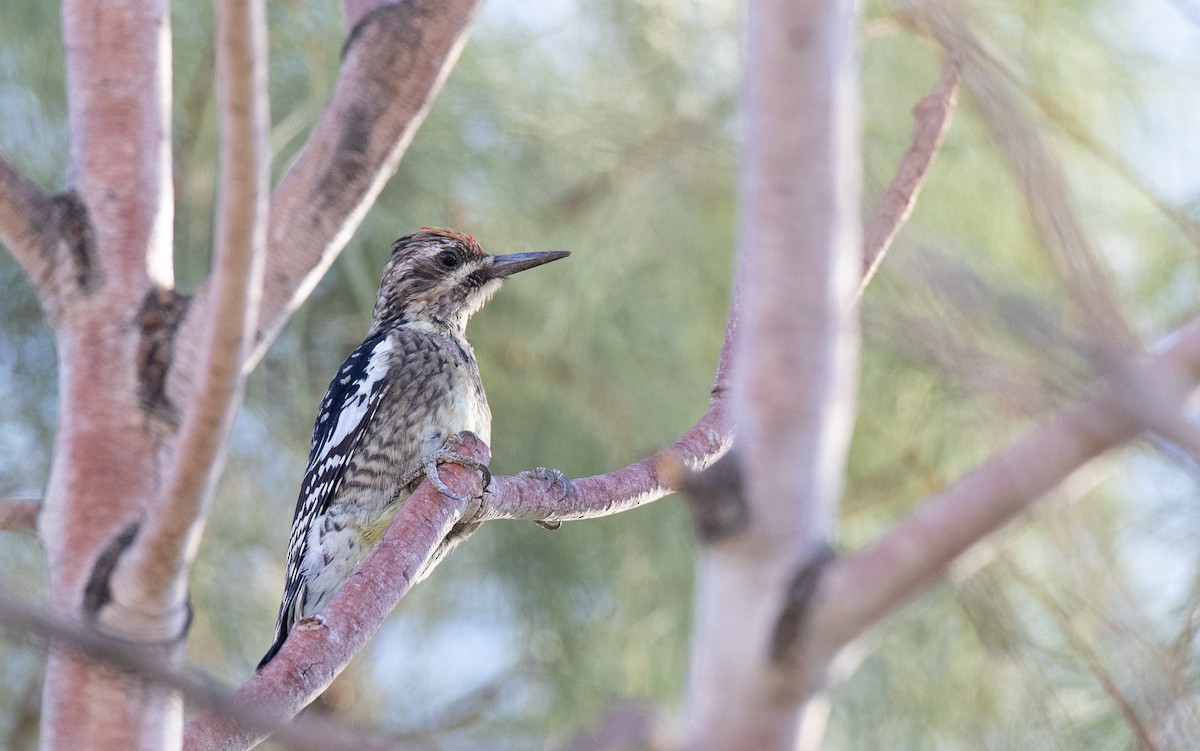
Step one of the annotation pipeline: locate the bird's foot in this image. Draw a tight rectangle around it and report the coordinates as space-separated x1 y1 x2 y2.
519 466 574 497
517 467 576 530
402 433 492 503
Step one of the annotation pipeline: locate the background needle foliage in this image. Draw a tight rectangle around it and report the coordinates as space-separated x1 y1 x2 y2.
1 0 1198 748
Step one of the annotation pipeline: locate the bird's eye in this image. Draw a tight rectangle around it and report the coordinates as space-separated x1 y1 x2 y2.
436 250 460 269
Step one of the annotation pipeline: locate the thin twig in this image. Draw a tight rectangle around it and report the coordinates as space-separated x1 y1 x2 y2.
1002 556 1159 751
908 1 1136 351
857 51 962 301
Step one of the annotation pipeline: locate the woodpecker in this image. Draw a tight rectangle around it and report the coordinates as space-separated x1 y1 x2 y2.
258 228 568 668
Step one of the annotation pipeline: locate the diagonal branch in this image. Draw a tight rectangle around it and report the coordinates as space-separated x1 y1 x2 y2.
0 497 41 534
858 51 962 300
982 48 1200 253
183 437 490 751
173 0 482 393
0 156 59 299
813 318 1200 652
104 0 270 641
342 0 387 32
0 592 431 751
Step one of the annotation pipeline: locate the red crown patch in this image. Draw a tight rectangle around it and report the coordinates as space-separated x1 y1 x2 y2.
419 227 485 256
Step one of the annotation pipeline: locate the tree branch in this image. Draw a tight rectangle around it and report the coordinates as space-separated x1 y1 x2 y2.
0 497 40 534
481 282 739 524
813 318 1200 651
479 41 957 527
0 592 431 751
858 51 962 300
183 436 490 751
481 399 732 522
682 0 862 746
105 0 271 642
0 156 59 302
343 0 390 32
62 0 173 299
174 0 482 389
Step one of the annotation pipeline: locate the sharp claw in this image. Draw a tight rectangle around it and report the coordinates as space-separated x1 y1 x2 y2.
424 457 465 502
413 438 491 502
518 467 574 498
536 520 562 531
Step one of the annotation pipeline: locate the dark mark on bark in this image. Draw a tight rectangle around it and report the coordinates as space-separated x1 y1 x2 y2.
342 1 387 58
319 1 441 214
770 543 837 666
680 452 750 543
137 286 191 426
317 103 374 214
82 522 140 620
343 0 434 60
44 191 97 295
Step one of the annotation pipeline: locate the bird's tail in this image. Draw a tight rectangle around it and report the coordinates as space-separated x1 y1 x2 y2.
256 586 301 670
256 631 287 670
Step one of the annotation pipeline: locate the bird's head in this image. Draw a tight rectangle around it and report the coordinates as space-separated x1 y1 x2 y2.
369 227 569 335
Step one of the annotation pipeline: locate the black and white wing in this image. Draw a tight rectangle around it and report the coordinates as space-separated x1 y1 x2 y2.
258 331 394 668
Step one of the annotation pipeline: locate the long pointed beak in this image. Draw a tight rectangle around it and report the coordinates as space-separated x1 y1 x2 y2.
487 250 570 279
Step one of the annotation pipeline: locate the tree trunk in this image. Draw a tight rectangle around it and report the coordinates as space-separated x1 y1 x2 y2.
683 0 861 748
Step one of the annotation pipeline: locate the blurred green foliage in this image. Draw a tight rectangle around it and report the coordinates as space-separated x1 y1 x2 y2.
1 0 1199 748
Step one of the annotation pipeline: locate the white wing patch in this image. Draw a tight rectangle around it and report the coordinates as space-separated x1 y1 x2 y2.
311 335 395 470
